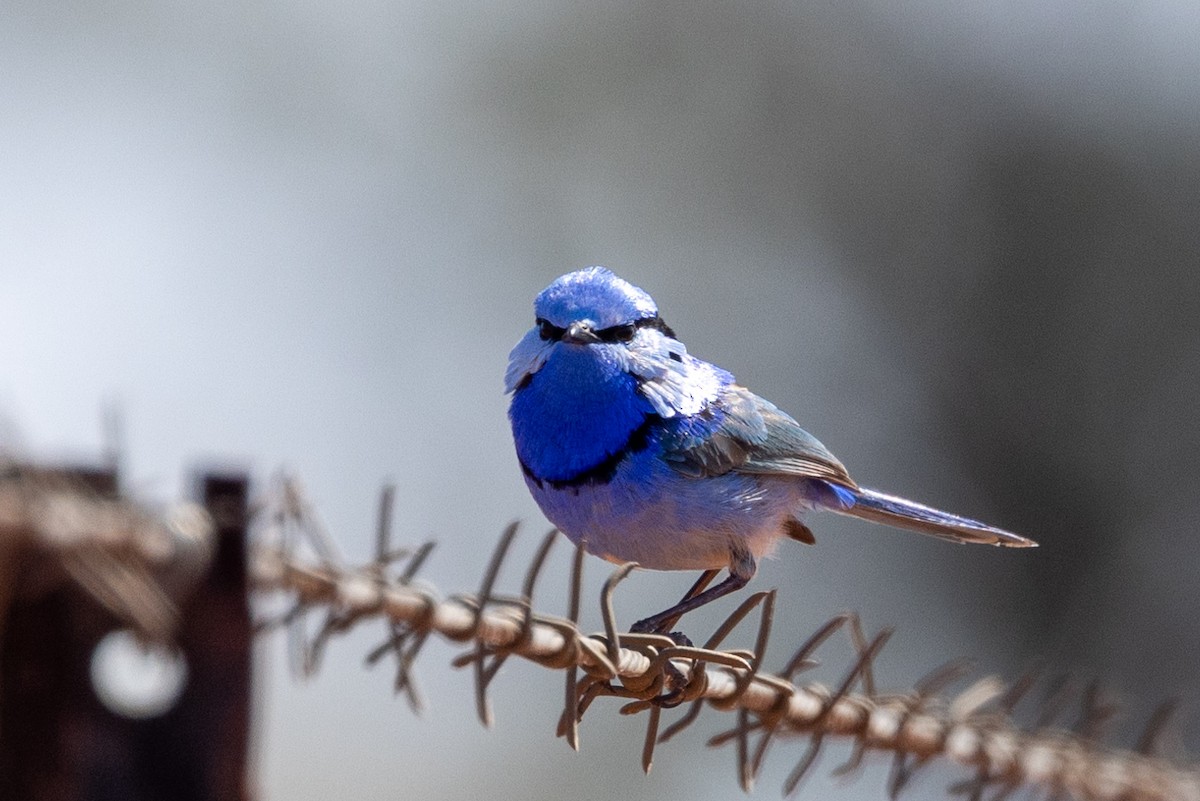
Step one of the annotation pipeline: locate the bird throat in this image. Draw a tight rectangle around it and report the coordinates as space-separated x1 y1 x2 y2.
510 347 654 486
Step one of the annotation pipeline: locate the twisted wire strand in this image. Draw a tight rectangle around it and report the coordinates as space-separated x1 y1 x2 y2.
251 495 1200 801
3 465 1197 801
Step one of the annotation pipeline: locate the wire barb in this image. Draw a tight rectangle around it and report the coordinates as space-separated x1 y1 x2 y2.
16 463 1197 801
250 480 1200 801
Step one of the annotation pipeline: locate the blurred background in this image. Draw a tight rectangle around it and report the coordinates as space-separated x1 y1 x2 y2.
2 1 1198 798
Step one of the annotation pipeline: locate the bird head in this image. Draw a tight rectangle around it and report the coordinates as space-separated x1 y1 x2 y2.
505 267 680 393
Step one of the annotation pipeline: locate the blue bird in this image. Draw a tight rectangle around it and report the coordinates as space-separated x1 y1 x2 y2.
507 267 1036 635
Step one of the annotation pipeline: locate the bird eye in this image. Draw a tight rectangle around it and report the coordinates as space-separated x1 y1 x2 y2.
594 323 637 344
537 318 565 341
611 323 637 343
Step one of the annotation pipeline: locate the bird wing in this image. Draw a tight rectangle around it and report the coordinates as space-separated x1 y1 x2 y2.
657 385 1036 547
659 384 857 488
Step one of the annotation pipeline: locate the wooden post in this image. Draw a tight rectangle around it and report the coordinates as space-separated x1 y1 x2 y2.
0 468 253 801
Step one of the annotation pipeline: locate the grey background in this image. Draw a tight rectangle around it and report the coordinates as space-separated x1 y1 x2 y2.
3 1 1198 799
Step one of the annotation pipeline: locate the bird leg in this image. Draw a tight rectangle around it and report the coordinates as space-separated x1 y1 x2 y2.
630 546 756 637
633 568 720 641
629 549 755 708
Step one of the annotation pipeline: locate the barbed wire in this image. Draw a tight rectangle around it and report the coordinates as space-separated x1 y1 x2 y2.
2 464 1197 800
253 476 1200 801
0 461 214 640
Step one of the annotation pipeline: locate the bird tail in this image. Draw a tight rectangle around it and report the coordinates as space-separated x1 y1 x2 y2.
828 485 1037 548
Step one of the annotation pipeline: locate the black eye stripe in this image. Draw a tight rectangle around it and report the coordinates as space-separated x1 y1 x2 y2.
535 315 676 342
636 315 676 339
596 323 636 343
536 318 566 341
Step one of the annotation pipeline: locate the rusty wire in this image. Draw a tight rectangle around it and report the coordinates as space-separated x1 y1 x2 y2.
252 478 1200 801
3 465 1199 800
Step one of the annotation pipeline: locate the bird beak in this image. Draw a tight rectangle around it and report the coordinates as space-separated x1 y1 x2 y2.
563 322 600 344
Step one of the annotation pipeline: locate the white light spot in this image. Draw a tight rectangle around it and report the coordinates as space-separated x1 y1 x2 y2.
90 629 188 719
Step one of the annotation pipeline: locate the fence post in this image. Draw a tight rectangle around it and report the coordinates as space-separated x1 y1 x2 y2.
0 468 252 801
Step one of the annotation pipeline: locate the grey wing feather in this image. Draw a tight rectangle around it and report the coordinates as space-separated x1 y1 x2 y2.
838 487 1037 547
661 385 856 487
660 386 1037 548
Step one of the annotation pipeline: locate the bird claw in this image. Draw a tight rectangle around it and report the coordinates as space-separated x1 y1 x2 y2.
661 630 693 647
629 615 693 646
626 624 694 706
653 659 690 708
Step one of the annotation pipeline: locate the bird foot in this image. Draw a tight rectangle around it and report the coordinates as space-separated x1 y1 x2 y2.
629 617 692 646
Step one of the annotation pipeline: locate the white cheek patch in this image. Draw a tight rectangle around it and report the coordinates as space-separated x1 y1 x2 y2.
628 333 721 417
505 329 553 393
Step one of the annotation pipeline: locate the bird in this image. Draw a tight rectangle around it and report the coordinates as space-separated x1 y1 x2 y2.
506 266 1036 636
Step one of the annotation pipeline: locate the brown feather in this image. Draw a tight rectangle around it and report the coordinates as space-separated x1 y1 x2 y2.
783 519 817 545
